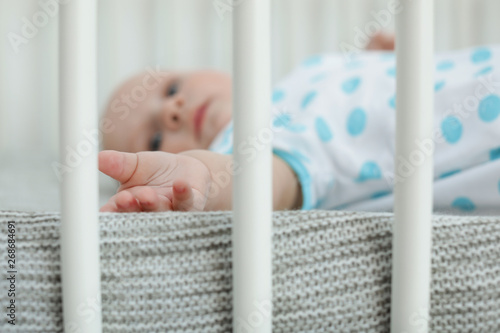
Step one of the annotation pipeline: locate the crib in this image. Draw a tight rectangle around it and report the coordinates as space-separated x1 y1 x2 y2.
1 0 500 332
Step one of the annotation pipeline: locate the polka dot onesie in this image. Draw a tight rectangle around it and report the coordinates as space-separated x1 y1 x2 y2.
209 46 500 214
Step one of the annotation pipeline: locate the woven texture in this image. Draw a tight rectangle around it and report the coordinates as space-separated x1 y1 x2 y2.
0 210 499 332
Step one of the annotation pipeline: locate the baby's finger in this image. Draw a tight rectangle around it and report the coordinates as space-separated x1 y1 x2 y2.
134 187 172 212
114 190 142 212
172 180 196 211
100 202 117 212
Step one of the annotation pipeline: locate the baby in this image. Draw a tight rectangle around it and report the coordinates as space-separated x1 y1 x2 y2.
99 69 301 212
99 35 500 213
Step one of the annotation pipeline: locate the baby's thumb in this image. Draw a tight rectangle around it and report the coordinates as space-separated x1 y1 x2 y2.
98 150 138 184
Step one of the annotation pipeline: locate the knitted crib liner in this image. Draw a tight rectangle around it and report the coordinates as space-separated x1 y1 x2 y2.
0 210 499 332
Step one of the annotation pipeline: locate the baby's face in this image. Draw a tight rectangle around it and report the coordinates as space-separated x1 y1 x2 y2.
102 70 232 153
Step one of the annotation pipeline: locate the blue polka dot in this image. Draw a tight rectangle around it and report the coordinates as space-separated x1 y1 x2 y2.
439 169 461 179
490 147 500 160
441 116 463 144
273 113 307 133
389 96 396 109
342 77 361 94
302 55 322 67
478 94 500 122
471 48 492 64
273 113 306 133
272 90 285 103
315 117 333 142
311 72 328 83
372 190 391 199
301 91 317 110
435 81 446 92
475 66 493 77
452 197 476 212
356 161 382 182
347 108 367 136
387 67 396 77
273 113 291 128
437 60 454 71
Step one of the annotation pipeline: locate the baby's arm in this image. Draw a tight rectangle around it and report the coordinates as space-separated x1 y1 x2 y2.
181 150 301 211
99 150 302 212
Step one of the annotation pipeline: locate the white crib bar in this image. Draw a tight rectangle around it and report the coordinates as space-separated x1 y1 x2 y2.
392 0 434 332
59 1 102 332
232 0 273 332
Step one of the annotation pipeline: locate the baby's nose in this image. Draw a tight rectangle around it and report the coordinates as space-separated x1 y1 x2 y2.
161 96 184 131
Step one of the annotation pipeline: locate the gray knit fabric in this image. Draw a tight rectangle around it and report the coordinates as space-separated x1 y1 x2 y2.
0 210 499 332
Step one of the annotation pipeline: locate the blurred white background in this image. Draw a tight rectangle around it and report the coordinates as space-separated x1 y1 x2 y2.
1 0 500 211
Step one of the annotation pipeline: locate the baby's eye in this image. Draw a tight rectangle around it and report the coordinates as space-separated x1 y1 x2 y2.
166 81 179 97
150 132 162 151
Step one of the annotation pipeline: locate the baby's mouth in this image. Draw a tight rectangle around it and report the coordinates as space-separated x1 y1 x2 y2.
194 101 209 140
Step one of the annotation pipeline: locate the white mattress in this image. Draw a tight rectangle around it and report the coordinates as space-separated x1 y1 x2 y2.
1 150 499 215
0 150 117 212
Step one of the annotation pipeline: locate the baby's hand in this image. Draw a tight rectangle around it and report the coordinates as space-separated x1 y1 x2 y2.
99 150 212 212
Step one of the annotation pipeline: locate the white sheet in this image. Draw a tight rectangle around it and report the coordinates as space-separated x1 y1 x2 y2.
0 150 117 211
